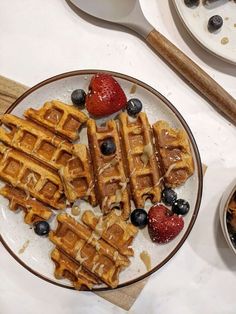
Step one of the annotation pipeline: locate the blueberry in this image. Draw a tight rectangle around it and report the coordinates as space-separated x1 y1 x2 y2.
162 188 177 206
71 89 86 107
100 139 116 155
34 221 50 236
208 15 223 32
131 208 147 228
184 0 199 7
172 199 190 216
126 98 142 116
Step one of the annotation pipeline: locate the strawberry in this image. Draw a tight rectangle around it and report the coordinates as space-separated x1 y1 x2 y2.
86 73 127 117
148 204 184 244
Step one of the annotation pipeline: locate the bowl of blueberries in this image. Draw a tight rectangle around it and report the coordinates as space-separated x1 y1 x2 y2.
173 0 236 64
219 178 236 255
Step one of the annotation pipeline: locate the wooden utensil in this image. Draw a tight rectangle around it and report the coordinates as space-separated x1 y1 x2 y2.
69 0 236 124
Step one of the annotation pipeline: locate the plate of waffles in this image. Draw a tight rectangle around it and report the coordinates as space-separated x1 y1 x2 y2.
0 70 203 291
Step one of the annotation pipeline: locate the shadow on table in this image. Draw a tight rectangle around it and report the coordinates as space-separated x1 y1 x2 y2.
168 0 236 76
187 165 236 272
65 0 135 36
213 203 236 271
188 204 236 272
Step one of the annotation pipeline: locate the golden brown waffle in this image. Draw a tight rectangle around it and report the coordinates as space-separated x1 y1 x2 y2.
118 112 162 208
24 100 88 141
153 120 194 187
0 143 66 209
87 119 130 220
49 213 136 288
0 114 73 170
82 211 137 257
51 248 100 290
59 144 97 206
0 185 52 224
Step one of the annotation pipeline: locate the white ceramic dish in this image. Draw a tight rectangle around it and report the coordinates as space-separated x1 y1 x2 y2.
219 178 236 255
173 0 236 64
0 70 203 290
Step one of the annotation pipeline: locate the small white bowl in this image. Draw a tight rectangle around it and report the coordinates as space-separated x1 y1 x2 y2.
219 178 236 255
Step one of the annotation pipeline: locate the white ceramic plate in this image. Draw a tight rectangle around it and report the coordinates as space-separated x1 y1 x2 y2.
173 0 236 64
0 70 203 291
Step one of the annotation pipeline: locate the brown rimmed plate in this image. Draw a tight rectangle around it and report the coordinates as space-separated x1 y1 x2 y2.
0 70 203 291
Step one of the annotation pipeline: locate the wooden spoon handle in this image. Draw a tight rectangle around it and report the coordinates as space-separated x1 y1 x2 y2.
146 29 236 124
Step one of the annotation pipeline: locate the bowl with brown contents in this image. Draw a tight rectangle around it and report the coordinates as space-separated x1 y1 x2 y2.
219 178 236 255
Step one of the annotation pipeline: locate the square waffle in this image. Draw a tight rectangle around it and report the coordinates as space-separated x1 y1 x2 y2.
49 212 137 288
24 100 88 141
153 120 194 187
0 185 52 224
82 210 137 257
118 112 162 208
59 144 97 206
87 119 131 220
0 142 66 209
0 114 97 207
51 248 100 290
0 114 73 171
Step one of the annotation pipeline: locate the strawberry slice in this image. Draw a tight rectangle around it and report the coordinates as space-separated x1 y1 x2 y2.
148 204 184 244
86 73 127 117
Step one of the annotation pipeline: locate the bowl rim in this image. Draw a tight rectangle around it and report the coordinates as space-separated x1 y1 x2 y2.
222 181 236 254
172 0 236 65
0 69 203 291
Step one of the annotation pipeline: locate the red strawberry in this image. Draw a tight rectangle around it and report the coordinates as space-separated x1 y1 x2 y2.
86 73 127 117
148 204 184 244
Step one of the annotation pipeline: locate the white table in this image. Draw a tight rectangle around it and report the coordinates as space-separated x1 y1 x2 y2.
0 1 235 313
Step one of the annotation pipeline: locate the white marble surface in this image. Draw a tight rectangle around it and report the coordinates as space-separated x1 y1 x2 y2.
0 0 235 313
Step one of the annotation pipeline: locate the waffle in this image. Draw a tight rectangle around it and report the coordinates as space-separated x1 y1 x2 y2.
82 210 137 257
0 185 52 224
0 114 74 171
153 120 194 187
49 212 136 288
59 144 97 206
0 143 66 209
87 119 130 220
51 248 100 290
24 100 88 141
0 114 96 206
118 112 162 208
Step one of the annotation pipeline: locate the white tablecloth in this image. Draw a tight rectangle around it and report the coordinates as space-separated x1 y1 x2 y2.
0 1 235 313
